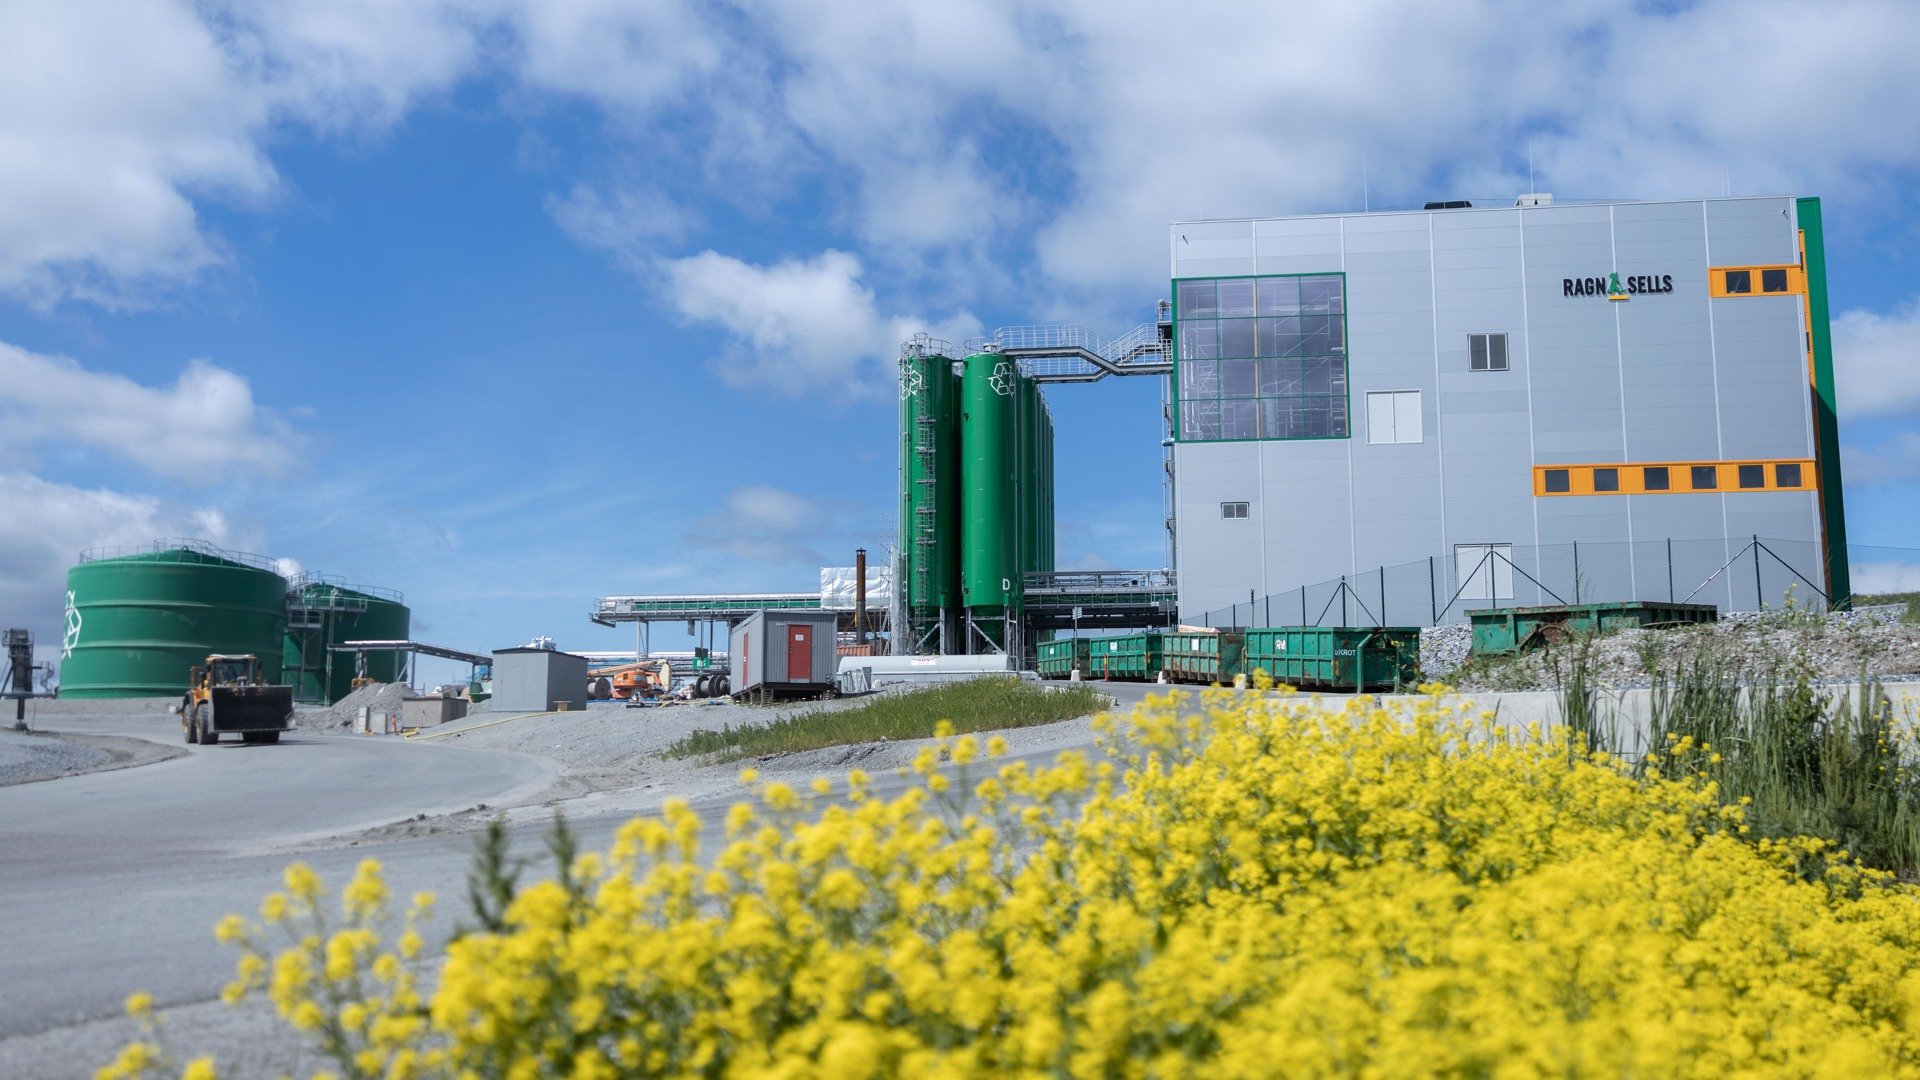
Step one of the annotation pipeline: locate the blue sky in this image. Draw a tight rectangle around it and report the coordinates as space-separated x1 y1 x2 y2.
4 1 1919 679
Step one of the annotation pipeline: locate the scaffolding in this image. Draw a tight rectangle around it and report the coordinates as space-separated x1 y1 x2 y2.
284 574 404 704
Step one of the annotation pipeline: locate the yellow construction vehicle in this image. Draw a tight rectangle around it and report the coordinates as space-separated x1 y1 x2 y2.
177 654 293 746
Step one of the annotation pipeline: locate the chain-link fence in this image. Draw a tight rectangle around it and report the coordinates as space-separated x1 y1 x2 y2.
1194 535 1899 629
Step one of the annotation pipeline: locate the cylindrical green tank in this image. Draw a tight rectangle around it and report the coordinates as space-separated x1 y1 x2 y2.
1038 396 1055 574
1019 378 1041 592
898 352 962 612
962 352 1018 613
284 581 411 704
60 544 288 699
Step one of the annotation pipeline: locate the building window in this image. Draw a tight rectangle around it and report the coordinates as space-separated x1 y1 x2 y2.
1762 268 1790 293
1593 467 1620 492
1221 501 1249 520
1644 466 1670 491
1469 332 1509 371
1365 390 1423 445
1775 462 1803 487
1176 273 1348 441
1454 543 1514 602
1737 464 1766 489
1543 468 1571 493
1691 465 1719 490
1723 270 1752 295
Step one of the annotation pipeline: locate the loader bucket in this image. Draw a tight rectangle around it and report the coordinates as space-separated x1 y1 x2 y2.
210 685 293 733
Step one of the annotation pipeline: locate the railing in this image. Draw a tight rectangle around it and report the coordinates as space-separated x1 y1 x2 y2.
78 538 283 573
1194 536 1896 630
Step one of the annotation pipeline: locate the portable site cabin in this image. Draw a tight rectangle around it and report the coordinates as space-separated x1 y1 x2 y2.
730 610 838 701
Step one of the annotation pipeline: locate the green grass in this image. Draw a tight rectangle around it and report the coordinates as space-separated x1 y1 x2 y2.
665 678 1111 762
1855 591 1920 624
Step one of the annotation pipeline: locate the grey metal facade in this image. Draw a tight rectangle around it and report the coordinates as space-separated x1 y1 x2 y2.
730 610 838 697
1171 196 1826 621
490 647 589 713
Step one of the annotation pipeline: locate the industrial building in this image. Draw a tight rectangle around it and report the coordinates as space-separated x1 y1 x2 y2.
1165 195 1850 623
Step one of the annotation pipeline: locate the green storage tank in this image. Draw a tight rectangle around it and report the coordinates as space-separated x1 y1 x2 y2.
898 352 962 613
961 352 1018 613
284 580 411 704
60 543 288 699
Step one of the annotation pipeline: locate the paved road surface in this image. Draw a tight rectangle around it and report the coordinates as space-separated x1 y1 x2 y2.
0 686 1159 1076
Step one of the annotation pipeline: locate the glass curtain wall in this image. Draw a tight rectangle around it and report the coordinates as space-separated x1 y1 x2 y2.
1174 274 1349 441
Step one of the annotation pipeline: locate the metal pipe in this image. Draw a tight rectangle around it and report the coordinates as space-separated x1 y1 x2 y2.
855 548 868 644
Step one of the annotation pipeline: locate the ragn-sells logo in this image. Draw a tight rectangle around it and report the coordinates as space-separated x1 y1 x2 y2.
1564 271 1673 299
62 590 82 658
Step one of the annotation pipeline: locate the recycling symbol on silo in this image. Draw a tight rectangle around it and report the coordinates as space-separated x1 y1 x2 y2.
989 362 1017 397
62 591 82 658
900 366 924 399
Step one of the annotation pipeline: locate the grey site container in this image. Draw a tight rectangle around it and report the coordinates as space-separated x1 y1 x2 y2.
490 647 589 713
730 610 838 701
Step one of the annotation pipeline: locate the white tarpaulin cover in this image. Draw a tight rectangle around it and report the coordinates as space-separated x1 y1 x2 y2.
820 565 893 608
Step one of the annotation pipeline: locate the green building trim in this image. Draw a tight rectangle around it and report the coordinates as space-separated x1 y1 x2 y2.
1798 197 1852 606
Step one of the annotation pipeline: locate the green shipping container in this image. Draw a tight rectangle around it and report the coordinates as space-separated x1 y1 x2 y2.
1160 630 1244 684
1037 638 1090 679
961 352 1018 613
1086 632 1163 680
898 352 962 613
61 544 288 699
1242 627 1421 693
1466 601 1718 657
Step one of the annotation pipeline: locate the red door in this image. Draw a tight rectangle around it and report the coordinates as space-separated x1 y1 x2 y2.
787 625 812 683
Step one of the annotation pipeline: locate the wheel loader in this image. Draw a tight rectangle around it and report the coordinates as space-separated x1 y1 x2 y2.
176 654 293 745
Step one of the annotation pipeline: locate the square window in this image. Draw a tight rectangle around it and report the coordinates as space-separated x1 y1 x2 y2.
1255 316 1301 358
1219 359 1257 397
1216 279 1256 318
1644 466 1670 491
1179 322 1219 359
1181 359 1219 398
1691 465 1719 490
1723 270 1752 295
1178 280 1218 319
1762 268 1789 293
1220 319 1256 358
1255 277 1299 315
1299 276 1342 314
1738 464 1766 488
1469 332 1510 371
1543 468 1571 493
1775 462 1803 487
1219 399 1258 439
1221 501 1249 519
1593 467 1619 492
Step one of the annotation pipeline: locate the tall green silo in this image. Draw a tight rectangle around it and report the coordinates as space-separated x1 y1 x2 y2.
1038 396 1056 574
1018 378 1041 586
285 580 411 704
61 544 288 699
898 352 961 614
962 352 1018 614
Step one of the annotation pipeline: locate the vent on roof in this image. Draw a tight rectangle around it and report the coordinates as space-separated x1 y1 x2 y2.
1423 200 1472 210
1514 193 1554 206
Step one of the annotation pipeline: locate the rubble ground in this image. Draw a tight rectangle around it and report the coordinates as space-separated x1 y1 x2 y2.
1423 605 1920 692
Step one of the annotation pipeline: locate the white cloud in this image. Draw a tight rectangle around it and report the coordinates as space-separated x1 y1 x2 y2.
663 249 980 397
1842 433 1920 487
0 471 232 646
1834 299 1920 420
1854 560 1920 595
0 342 300 484
545 183 693 269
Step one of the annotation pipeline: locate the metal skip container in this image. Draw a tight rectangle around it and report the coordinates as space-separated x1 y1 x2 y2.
731 610 838 701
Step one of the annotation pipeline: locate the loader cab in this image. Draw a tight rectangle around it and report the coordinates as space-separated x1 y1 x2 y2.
205 655 259 687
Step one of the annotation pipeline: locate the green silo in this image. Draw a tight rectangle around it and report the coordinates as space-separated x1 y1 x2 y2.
284 580 410 704
1018 378 1040 585
961 352 1019 613
1038 395 1055 574
61 544 288 699
898 352 961 614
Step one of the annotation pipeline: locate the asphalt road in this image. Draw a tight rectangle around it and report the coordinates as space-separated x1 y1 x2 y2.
0 715 555 1042
0 686 1155 1076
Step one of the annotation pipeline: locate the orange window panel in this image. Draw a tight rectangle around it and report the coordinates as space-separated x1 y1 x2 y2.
1533 459 1816 496
1710 264 1805 298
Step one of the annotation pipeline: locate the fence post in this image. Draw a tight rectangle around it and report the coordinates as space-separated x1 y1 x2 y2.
1301 587 1307 626
1429 556 1438 624
1667 538 1674 602
1379 566 1387 627
1752 534 1764 611
1572 540 1581 605
1340 576 1349 626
